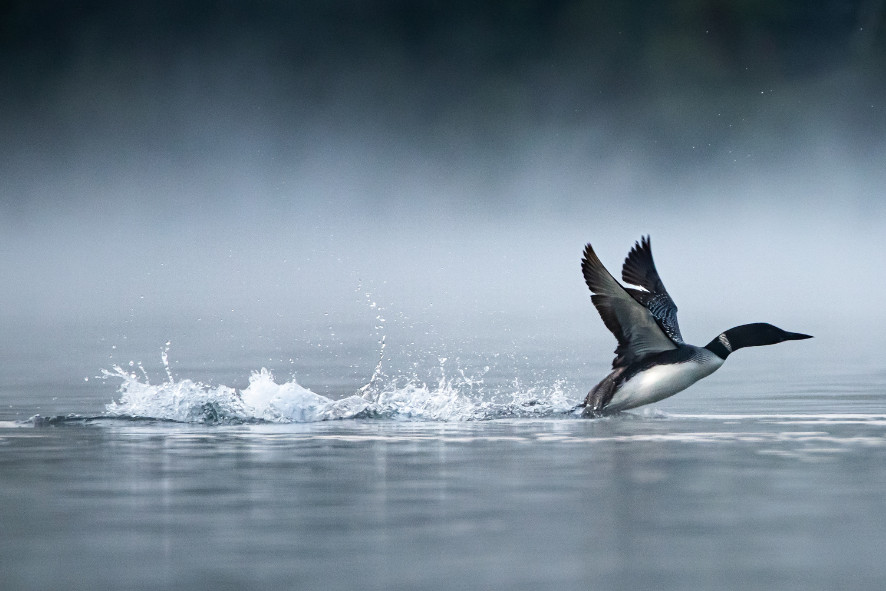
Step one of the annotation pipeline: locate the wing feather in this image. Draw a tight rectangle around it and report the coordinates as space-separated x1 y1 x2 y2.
621 236 684 344
582 242 678 368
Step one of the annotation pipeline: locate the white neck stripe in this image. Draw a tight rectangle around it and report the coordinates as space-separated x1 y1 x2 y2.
718 333 733 353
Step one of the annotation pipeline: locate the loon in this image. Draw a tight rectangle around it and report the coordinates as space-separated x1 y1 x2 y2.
579 236 811 416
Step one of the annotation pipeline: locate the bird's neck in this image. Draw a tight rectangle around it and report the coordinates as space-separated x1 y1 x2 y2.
705 332 734 360
705 324 780 359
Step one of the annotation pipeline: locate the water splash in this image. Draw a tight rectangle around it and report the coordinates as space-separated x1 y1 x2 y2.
357 288 388 400
102 356 576 424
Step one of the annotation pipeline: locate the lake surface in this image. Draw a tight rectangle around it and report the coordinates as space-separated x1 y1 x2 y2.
1 319 884 590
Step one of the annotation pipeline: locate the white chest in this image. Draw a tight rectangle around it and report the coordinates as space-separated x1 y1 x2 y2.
606 358 724 411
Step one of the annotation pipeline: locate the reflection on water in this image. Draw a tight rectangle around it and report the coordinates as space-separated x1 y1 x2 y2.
1 324 885 590
2 412 886 591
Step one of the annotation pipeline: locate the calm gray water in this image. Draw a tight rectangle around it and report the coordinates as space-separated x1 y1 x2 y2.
2 319 885 590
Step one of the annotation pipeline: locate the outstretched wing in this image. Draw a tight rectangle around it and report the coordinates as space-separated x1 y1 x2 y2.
582 243 678 369
621 236 684 344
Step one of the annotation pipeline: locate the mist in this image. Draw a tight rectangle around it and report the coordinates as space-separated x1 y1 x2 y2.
2 1 885 360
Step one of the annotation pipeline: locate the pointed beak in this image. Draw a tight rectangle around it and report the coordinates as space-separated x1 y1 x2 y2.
785 332 813 340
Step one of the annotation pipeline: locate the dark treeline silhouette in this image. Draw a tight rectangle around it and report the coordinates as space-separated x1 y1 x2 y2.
2 1 883 175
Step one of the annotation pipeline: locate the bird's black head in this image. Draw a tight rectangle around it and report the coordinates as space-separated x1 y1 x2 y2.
733 322 813 347
706 323 812 358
